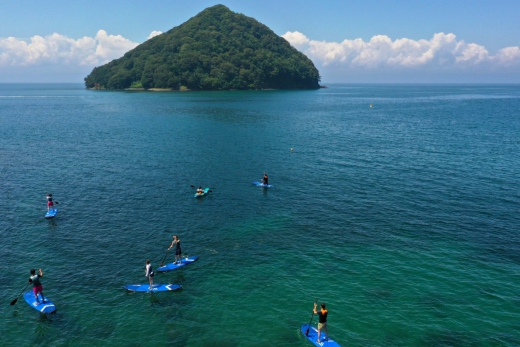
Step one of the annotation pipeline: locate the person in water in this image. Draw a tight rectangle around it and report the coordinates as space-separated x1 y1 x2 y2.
314 302 329 342
168 235 182 264
145 260 154 290
46 193 54 212
29 269 45 303
263 173 268 185
197 187 204 195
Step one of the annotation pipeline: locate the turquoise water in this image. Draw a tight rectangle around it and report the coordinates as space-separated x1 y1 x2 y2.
1 84 519 346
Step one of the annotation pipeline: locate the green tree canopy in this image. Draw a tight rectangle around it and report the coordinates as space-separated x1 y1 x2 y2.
84 5 320 90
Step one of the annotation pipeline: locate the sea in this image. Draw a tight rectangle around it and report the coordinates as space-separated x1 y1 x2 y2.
0 83 519 347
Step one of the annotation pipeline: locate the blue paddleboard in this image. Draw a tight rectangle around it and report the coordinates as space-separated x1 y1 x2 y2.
157 256 199 273
123 284 182 293
252 181 274 188
301 324 341 347
45 208 58 219
194 188 210 198
23 291 56 313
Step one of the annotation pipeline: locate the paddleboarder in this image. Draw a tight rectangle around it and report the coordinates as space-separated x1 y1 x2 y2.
314 302 329 343
168 235 182 264
46 193 54 212
145 260 154 290
263 173 268 185
29 269 45 303
196 187 204 195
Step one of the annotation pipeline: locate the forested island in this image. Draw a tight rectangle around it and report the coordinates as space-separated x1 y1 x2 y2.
84 5 321 91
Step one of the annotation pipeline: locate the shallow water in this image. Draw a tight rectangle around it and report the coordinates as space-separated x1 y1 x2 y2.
1 83 519 346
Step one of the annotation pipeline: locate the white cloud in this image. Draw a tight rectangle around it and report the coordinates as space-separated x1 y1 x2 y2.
281 31 309 49
0 30 138 68
493 46 520 66
147 31 163 40
282 31 520 70
90 30 138 64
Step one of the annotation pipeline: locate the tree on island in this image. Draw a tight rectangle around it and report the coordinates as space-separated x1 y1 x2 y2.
84 5 320 90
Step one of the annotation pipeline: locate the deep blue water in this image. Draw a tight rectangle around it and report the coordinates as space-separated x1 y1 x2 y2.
0 83 519 346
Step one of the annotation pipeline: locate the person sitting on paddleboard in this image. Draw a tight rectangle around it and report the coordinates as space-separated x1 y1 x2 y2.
168 235 182 264
145 260 154 290
197 187 204 195
29 269 45 303
263 173 268 185
313 302 329 342
46 193 54 212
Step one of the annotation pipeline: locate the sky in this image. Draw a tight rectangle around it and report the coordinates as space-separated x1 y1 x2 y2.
1 0 519 83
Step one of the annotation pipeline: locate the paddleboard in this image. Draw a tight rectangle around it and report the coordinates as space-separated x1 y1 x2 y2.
157 256 199 273
301 324 341 347
194 188 210 198
23 291 56 313
123 284 182 293
252 181 274 188
45 208 58 219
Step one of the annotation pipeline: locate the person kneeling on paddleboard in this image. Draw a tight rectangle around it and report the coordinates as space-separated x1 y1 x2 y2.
314 302 329 342
168 235 182 264
145 260 154 290
197 187 204 195
263 173 268 185
29 269 45 303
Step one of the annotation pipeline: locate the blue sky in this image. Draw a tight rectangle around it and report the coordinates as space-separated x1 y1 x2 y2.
1 0 519 83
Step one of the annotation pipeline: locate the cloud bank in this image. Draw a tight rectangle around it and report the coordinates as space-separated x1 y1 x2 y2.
0 30 139 68
0 30 165 82
0 29 519 82
282 31 520 82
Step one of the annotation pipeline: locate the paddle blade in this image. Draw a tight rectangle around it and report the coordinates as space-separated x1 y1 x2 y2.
10 298 18 306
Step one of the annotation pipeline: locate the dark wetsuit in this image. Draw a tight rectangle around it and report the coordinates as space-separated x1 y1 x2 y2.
263 175 268 185
175 241 182 256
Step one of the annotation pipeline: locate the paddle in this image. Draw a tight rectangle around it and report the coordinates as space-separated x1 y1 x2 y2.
305 298 319 336
160 249 170 267
10 283 30 306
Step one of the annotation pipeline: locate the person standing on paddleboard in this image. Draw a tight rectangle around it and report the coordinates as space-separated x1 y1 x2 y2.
263 173 268 185
46 193 54 212
29 269 45 303
313 302 329 342
145 260 154 290
168 235 182 264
